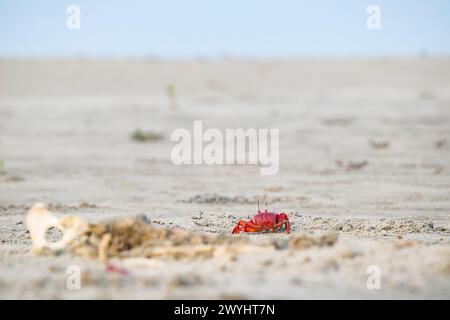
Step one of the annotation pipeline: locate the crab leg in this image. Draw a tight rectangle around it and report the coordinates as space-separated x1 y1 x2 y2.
231 220 261 234
277 220 290 233
261 219 290 234
271 220 290 234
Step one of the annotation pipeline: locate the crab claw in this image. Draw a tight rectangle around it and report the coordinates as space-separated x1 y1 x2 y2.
277 213 290 234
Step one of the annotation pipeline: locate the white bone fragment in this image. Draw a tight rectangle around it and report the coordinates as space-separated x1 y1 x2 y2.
26 203 88 253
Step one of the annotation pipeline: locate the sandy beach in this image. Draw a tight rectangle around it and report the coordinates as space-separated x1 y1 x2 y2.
0 58 449 299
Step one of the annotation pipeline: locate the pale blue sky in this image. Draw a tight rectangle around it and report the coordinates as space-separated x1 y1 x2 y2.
0 0 449 58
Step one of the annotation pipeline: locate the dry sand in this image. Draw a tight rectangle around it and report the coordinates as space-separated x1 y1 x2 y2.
0 58 449 299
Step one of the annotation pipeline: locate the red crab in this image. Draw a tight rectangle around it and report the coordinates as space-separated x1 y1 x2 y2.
231 202 290 234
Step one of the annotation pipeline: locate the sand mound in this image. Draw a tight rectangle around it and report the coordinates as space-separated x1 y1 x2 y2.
26 203 339 262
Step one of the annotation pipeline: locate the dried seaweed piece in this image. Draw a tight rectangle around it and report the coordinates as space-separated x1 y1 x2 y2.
369 140 390 149
336 160 369 171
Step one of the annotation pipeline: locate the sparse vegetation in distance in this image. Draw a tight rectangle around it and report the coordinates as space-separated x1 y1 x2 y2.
131 129 163 142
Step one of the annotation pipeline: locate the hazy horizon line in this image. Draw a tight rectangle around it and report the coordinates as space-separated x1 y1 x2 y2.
1 53 449 61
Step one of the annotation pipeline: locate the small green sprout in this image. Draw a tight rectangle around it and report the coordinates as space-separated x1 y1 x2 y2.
165 84 177 110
